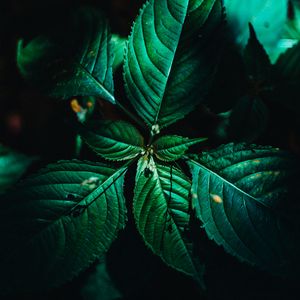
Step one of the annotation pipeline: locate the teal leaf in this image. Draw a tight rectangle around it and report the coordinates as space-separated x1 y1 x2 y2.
153 135 207 161
111 34 127 71
244 24 272 81
124 0 224 131
17 7 115 104
275 41 300 80
187 143 300 276
228 96 269 143
133 156 205 287
81 120 144 161
224 0 288 62
0 145 35 194
0 160 128 293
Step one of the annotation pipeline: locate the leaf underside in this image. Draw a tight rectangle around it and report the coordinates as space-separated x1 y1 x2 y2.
81 120 144 161
133 156 205 287
0 160 127 293
187 143 300 276
124 0 223 130
17 7 115 104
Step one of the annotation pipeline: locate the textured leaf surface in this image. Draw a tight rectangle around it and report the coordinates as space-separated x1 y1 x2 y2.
0 145 35 193
17 7 115 103
187 143 300 275
124 0 223 130
81 120 144 161
0 160 127 293
133 157 204 286
153 135 207 161
228 96 269 143
111 34 127 71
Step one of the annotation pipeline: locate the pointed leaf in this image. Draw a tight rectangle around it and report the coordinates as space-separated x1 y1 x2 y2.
187 143 300 276
0 160 128 293
228 96 269 143
0 145 36 194
244 24 272 81
81 120 144 161
124 0 223 130
133 157 205 287
17 7 115 104
224 0 288 62
153 135 207 161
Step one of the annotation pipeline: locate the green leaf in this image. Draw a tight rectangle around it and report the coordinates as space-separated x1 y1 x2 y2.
224 0 288 62
228 96 269 143
275 42 300 80
0 145 35 194
153 135 207 161
17 7 115 104
244 24 272 81
80 257 122 300
111 34 126 71
0 160 128 293
133 156 205 287
187 143 300 276
81 120 144 161
123 0 223 131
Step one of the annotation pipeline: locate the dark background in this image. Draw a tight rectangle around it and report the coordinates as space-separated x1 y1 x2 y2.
0 1 299 299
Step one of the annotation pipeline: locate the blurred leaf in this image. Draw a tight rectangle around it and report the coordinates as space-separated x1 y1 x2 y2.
243 24 272 81
224 0 288 62
17 7 115 104
228 96 269 142
0 145 35 194
81 258 122 300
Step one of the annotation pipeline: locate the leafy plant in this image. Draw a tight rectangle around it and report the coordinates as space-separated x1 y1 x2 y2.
1 0 300 298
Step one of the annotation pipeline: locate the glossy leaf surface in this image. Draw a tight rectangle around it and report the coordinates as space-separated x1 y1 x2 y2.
124 0 223 130
153 135 207 161
81 120 144 161
133 157 204 287
187 143 300 275
0 160 127 293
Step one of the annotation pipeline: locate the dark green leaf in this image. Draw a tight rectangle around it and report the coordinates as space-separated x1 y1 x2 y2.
187 143 300 276
0 145 35 194
81 120 144 161
133 157 205 287
244 24 272 81
81 257 122 300
153 135 207 161
224 0 288 62
17 7 115 104
228 96 269 143
275 42 300 80
0 160 127 293
123 0 223 131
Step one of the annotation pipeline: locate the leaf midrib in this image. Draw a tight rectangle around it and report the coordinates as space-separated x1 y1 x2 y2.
187 157 274 210
2 163 129 265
